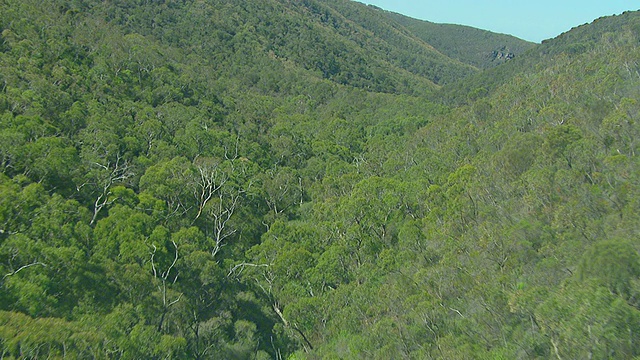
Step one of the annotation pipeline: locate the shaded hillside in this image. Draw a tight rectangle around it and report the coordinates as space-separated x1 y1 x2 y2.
1 0 640 359
384 10 535 69
441 9 640 104
72 0 478 95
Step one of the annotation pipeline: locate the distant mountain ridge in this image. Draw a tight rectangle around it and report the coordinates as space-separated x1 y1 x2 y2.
54 0 536 95
75 0 481 94
440 9 640 104
382 10 536 69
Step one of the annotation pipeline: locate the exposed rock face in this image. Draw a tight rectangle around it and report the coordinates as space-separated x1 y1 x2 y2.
490 46 516 62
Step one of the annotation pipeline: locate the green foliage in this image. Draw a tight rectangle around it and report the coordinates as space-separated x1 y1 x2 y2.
2 0 640 358
579 239 640 300
0 310 109 358
536 283 640 359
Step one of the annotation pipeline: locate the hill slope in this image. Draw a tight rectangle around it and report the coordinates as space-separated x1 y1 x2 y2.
384 10 536 69
1 0 640 359
441 9 640 104
76 0 479 94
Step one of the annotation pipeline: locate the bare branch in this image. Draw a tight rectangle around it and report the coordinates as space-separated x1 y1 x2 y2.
227 262 270 277
152 240 182 333
150 244 158 279
168 293 183 307
224 136 240 160
3 262 46 279
193 162 227 222
89 154 134 225
163 241 179 280
449 308 465 318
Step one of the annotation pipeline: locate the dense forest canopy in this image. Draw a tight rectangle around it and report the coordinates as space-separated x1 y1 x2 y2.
1 0 640 358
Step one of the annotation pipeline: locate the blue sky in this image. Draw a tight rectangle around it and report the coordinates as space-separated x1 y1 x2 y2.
356 1 639 43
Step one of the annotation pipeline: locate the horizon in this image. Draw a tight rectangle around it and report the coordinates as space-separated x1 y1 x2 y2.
356 0 638 43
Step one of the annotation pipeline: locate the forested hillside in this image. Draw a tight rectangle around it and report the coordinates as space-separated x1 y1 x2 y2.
384 11 535 69
1 0 640 358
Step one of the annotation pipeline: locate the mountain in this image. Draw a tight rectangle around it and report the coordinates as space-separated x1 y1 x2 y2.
441 9 640 105
1 0 640 358
383 10 536 69
70 0 479 94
